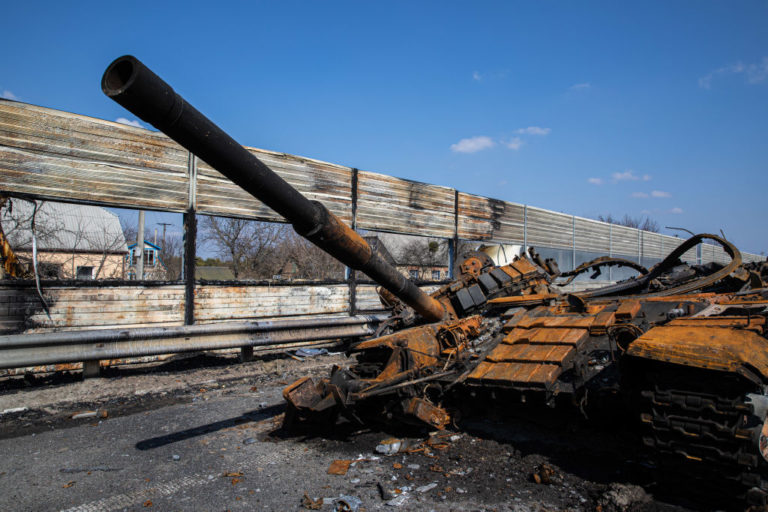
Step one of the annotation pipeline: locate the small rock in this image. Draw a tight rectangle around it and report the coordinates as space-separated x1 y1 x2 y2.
407 464 420 470
243 438 257 445
456 488 467 494
600 483 651 510
171 455 180 461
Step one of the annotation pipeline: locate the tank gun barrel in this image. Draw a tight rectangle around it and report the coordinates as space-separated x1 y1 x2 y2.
101 55 445 322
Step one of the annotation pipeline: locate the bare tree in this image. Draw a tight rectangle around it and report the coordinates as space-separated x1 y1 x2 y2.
397 238 448 279
274 230 344 280
199 216 286 279
158 233 183 280
597 214 660 233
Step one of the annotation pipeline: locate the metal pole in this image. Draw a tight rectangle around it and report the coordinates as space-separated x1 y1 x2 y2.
572 216 576 271
348 168 358 316
183 153 197 324
523 205 527 250
137 210 145 279
451 190 459 279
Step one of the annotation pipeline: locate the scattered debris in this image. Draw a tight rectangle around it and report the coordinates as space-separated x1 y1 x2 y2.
143 500 152 507
171 454 180 461
334 494 362 512
327 460 352 476
1 407 28 415
599 483 652 510
70 411 98 420
377 482 394 501
375 438 405 455
301 492 323 510
62 481 75 488
243 437 257 445
296 348 328 358
385 494 409 507
532 463 555 485
416 482 438 493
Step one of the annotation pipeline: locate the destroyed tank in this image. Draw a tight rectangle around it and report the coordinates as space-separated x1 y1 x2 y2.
102 55 768 504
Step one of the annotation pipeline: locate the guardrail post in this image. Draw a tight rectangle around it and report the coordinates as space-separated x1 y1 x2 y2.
240 346 254 362
82 360 100 379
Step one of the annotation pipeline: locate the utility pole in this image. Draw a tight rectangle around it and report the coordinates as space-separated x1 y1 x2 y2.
157 222 172 248
137 211 145 280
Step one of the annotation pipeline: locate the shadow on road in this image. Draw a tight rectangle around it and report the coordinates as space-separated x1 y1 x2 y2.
135 403 285 450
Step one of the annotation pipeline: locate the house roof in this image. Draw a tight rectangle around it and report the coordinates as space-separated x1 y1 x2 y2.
127 240 162 251
1 200 127 253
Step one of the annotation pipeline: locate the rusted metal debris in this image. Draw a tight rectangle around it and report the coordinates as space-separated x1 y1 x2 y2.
101 55 768 505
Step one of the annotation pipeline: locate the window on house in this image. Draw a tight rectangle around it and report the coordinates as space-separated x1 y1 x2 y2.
38 262 63 279
76 266 94 280
144 249 155 267
409 269 419 279
432 270 441 281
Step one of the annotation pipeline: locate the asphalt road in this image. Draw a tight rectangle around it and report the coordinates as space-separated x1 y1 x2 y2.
0 354 696 511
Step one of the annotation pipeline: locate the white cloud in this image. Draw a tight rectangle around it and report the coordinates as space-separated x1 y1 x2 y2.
587 177 603 185
651 190 671 198
570 82 591 91
472 71 482 81
505 137 524 151
450 136 494 153
642 174 651 181
612 170 642 182
115 117 143 128
514 126 551 136
631 192 649 198
668 207 683 214
699 57 768 89
1 90 18 100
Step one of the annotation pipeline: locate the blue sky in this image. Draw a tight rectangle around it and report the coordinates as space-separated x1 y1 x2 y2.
2 1 766 254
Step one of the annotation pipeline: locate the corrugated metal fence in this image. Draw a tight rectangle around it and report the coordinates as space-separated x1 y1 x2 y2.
0 99 762 357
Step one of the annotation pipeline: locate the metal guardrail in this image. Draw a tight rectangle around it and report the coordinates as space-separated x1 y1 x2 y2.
0 314 385 370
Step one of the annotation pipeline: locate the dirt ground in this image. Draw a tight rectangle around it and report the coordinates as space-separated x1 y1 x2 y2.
0 351 730 511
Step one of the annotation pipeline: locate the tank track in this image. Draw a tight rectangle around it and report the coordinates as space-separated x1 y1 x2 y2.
631 360 768 505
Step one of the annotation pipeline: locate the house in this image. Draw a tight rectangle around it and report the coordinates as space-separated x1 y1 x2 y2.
126 240 168 280
1 200 128 280
363 234 449 282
